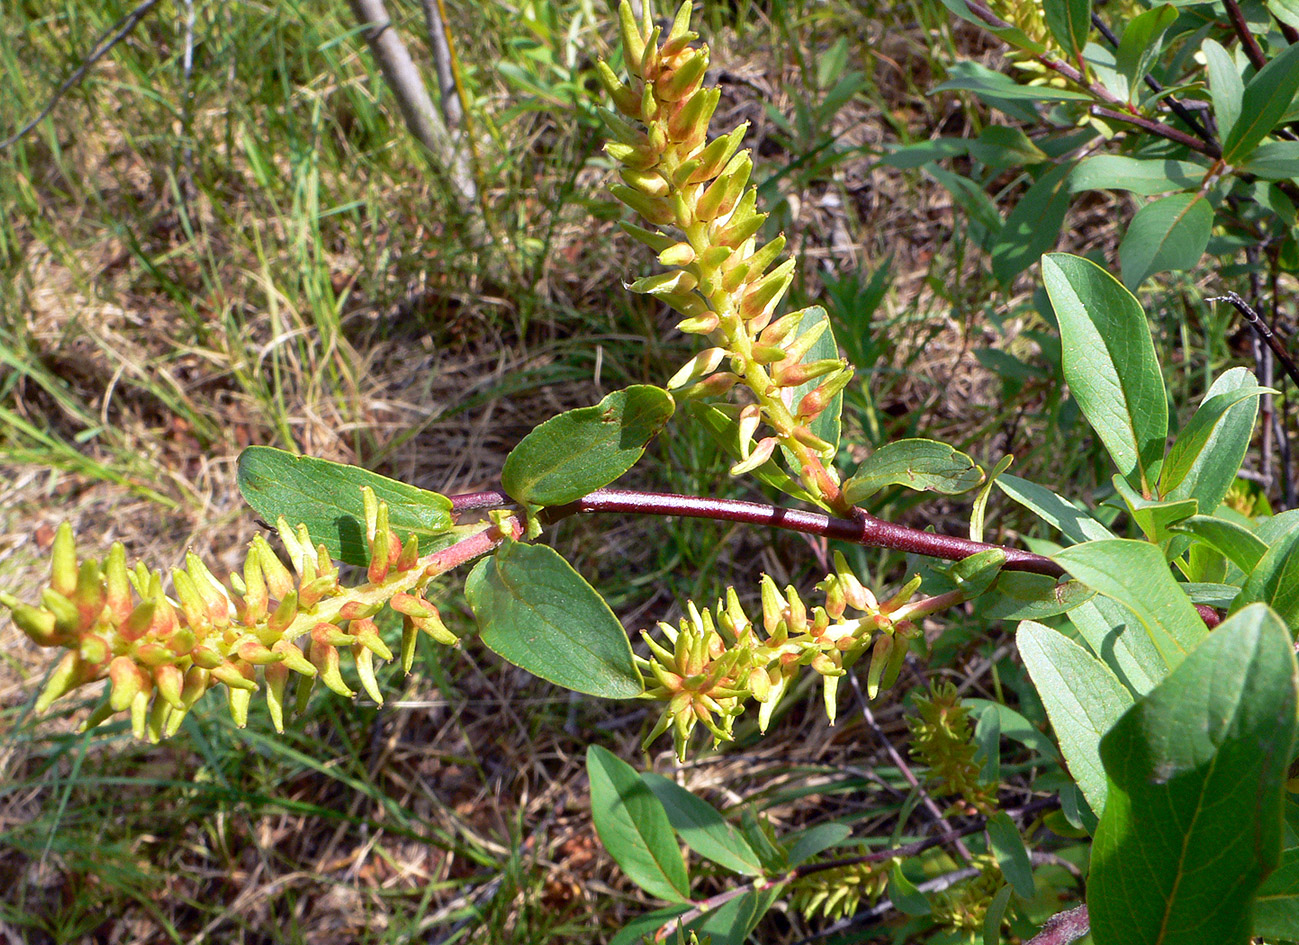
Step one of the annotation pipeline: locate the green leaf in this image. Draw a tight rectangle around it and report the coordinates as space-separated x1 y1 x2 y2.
236 446 453 568
986 810 1036 898
687 402 818 505
933 63 1094 102
465 543 641 699
1088 605 1299 945
1110 474 1198 548
975 572 1095 620
1223 43 1299 163
1169 515 1268 574
1202 39 1243 143
967 125 1048 169
501 385 674 507
1018 621 1135 815
587 745 691 903
785 822 851 866
1053 539 1207 671
935 0 1048 54
983 884 1014 945
1240 140 1299 180
1070 155 1205 195
1270 0 1299 28
965 699 1060 759
890 862 932 916
685 885 783 945
777 306 843 469
1160 368 1267 509
1254 847 1299 939
991 162 1074 283
1043 0 1091 59
641 773 763 876
1118 193 1213 289
1235 527 1299 630
1115 4 1178 104
995 473 1117 544
609 905 691 945
1043 253 1168 489
1069 597 1164 695
843 438 983 505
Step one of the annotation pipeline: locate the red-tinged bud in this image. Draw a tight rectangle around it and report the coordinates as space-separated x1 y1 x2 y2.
811 653 842 677
181 666 210 706
267 589 299 634
823 577 847 620
352 617 394 661
786 586 807 631
184 553 233 629
629 270 698 297
134 642 174 667
353 645 383 704
39 589 81 637
639 80 658 122
773 357 841 388
866 634 892 699
35 651 86 712
210 660 257 692
80 698 117 734
151 594 179 639
79 633 109 666
639 25 662 82
686 124 748 185
272 639 316 676
657 46 708 102
109 656 150 711
696 152 752 222
792 424 834 453
742 236 788 285
1 593 58 646
667 347 725 389
155 664 184 709
338 599 382 621
671 85 723 146
730 437 777 476
252 538 293 600
396 533 419 572
74 559 104 621
752 344 787 364
658 241 697 268
297 574 337 610
739 258 796 322
618 1 647 78
146 695 172 743
882 575 923 614
120 598 156 642
367 511 393 585
311 622 355 648
599 107 650 149
49 522 77 597
310 643 354 698
191 646 223 670
596 60 641 117
242 546 268 623
167 627 197 658
760 575 784 636
678 371 739 400
103 543 133 624
798 369 853 421
610 184 674 226
675 311 720 335
713 189 764 246
237 640 282 664
264 662 290 733
171 568 208 630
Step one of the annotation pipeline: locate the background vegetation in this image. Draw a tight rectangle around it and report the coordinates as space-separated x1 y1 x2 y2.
0 0 1290 941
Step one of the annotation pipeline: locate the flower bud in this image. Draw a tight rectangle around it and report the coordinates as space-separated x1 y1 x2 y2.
798 368 854 421
311 622 355 648
210 660 258 692
310 643 354 698
354 645 383 704
4 596 59 645
400 617 419 673
739 258 795 322
596 59 641 117
687 124 748 184
713 190 765 246
629 270 698 297
620 167 670 198
657 46 709 102
228 684 252 729
658 241 697 268
696 152 751 222
674 311 719 334
255 537 295 600
667 347 726 389
155 664 185 709
264 662 290 733
618 1 647 78
272 639 317 676
610 184 675 226
109 655 150 711
606 140 659 170
36 651 86 712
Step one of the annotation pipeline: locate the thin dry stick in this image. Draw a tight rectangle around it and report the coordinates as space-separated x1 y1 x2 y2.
0 0 164 150
419 0 463 128
1025 904 1090 945
1209 293 1299 391
346 0 477 205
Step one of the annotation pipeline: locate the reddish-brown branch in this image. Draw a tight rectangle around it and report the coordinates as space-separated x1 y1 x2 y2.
1224 0 1269 71
450 488 1064 576
1026 904 1090 945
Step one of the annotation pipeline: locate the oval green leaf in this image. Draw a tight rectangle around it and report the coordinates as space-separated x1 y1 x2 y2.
1169 515 1268 575
501 385 674 507
465 542 642 698
1018 621 1135 815
1223 43 1299 164
843 438 983 505
1043 253 1168 490
236 446 452 567
986 810 1036 899
1118 192 1212 289
641 773 763 876
1160 368 1267 509
1234 527 1299 631
1043 0 1091 59
587 745 691 903
1089 604 1299 945
1070 156 1205 195
991 162 1074 284
1053 539 1206 672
